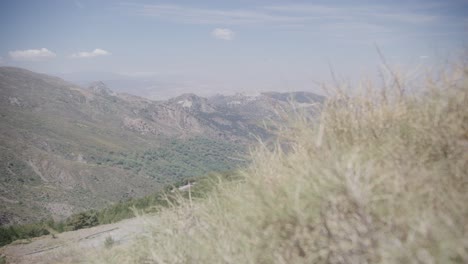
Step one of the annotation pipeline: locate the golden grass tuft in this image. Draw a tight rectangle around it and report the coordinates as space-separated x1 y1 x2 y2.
88 63 468 263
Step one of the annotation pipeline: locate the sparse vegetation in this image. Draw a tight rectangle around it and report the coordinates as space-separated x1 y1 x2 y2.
0 171 238 247
86 63 468 263
95 171 240 225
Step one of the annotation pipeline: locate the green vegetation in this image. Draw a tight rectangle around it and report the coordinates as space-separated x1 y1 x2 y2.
0 135 246 229
91 137 246 184
65 211 99 231
0 219 58 247
85 64 468 263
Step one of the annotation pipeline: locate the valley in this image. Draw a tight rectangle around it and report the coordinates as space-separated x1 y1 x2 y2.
0 67 323 225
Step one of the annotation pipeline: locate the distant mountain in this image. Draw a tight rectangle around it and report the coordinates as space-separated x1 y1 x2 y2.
261 91 325 104
0 67 324 225
57 71 200 100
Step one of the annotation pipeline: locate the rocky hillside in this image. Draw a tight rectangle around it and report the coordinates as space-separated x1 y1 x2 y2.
0 67 324 225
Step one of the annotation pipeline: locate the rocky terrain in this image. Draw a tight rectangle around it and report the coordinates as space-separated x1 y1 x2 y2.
0 66 324 225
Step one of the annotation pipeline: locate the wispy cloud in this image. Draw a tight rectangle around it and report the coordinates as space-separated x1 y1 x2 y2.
126 3 440 26
70 48 111 58
121 2 451 41
125 4 308 25
9 48 56 61
265 4 438 24
212 28 235 40
323 22 393 34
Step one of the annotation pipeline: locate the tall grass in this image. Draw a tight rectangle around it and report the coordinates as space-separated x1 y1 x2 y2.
89 63 468 263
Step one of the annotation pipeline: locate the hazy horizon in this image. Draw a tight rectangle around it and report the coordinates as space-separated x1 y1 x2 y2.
1 0 467 98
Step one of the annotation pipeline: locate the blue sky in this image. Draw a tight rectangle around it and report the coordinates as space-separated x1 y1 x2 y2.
0 0 467 97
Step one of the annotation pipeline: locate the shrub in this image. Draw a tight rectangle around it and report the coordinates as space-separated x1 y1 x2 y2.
0 221 54 247
104 236 115 249
65 211 99 231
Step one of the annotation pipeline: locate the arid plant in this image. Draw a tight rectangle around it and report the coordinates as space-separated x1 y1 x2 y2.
87 62 468 263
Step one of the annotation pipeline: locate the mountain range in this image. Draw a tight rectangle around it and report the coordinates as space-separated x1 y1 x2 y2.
0 67 324 225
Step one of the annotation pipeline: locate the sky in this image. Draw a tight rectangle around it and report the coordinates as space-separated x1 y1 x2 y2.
0 0 467 98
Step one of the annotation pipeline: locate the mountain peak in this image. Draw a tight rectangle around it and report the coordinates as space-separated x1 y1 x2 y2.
88 81 115 96
172 93 203 108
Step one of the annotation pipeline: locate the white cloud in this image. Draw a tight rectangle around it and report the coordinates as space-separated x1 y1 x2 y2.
9 48 56 61
212 28 235 40
70 49 111 58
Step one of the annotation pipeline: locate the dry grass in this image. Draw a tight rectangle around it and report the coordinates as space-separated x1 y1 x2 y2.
86 63 468 264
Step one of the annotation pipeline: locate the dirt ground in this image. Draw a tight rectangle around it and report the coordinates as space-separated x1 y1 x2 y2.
0 215 154 264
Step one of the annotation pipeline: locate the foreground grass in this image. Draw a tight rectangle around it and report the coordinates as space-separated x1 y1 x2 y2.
84 64 467 263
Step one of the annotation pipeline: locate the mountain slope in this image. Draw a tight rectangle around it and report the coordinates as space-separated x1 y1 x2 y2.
0 67 324 225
